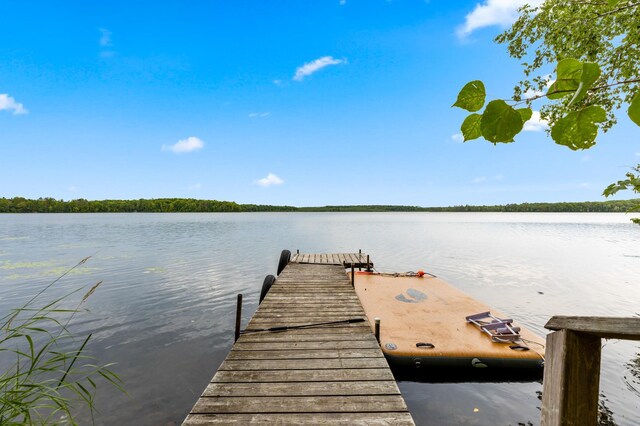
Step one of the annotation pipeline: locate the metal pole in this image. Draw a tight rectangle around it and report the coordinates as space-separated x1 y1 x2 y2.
366 255 371 272
234 294 243 342
374 317 381 344
351 264 355 287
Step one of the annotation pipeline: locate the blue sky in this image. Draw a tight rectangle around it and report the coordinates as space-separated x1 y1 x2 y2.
1 0 638 206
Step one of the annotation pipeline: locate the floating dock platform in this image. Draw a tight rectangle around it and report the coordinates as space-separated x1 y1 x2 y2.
182 253 415 425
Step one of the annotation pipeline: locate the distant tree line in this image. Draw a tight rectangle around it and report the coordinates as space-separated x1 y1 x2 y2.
1 197 639 214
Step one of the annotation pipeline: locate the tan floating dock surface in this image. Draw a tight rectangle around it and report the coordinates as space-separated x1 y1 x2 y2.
182 254 414 425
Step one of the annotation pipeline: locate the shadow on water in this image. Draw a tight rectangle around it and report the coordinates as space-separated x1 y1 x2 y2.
392 366 543 384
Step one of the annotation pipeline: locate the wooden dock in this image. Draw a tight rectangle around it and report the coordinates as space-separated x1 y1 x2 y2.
182 253 414 425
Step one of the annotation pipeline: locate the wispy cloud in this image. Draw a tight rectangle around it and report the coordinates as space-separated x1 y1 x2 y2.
457 0 544 38
99 28 112 47
451 133 464 142
255 173 284 187
188 183 202 191
472 174 503 184
0 94 28 115
162 136 205 153
523 111 549 132
339 0 346 5
293 56 346 81
524 88 543 99
99 28 116 57
249 112 270 118
273 79 283 86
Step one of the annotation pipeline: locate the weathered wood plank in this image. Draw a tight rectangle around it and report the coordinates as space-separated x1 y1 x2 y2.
202 381 401 397
545 316 640 341
226 349 383 360
237 332 376 343
212 368 395 383
240 326 372 335
184 412 416 425
192 395 408 414
219 357 389 370
232 339 381 351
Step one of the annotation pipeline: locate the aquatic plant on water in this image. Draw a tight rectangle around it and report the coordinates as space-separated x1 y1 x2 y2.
0 257 124 425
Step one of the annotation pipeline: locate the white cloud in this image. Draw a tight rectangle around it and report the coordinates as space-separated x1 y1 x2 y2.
523 110 549 132
99 28 112 47
0 94 28 115
451 133 464 142
255 173 284 187
249 112 270 118
635 152 640 157
162 136 205 153
68 185 78 192
524 88 543 99
473 174 503 184
457 0 544 38
188 183 202 191
293 56 346 81
273 79 282 86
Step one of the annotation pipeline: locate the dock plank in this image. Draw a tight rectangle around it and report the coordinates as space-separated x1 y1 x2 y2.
202 380 400 397
184 412 415 425
192 395 408 413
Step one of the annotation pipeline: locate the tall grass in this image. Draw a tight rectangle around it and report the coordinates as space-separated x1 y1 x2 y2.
0 257 124 425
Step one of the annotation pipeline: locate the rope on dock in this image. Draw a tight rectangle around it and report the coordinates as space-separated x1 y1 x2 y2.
241 318 365 334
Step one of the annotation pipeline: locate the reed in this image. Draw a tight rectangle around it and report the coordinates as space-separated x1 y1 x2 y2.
0 257 124 425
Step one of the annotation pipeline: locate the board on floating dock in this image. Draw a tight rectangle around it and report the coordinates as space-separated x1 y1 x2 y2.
182 256 414 425
290 252 373 269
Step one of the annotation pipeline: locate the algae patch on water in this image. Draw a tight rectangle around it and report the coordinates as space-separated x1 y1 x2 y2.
0 260 98 280
144 267 167 274
0 260 58 270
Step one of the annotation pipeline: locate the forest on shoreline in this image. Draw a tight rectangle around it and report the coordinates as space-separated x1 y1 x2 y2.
1 197 639 214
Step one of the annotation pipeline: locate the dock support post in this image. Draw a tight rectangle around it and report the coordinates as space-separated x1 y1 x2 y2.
351 264 355 287
374 317 380 343
234 294 243 342
541 329 601 425
367 255 371 272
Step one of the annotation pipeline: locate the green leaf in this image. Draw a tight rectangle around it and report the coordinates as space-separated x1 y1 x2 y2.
480 100 524 143
550 106 607 150
569 62 601 105
516 107 533 123
453 80 486 112
547 58 582 100
607 0 621 6
461 113 482 141
629 92 640 127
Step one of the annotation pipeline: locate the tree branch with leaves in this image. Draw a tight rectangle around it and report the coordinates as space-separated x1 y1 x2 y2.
452 0 640 218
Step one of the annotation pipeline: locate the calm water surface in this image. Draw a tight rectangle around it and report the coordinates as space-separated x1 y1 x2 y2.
0 213 639 425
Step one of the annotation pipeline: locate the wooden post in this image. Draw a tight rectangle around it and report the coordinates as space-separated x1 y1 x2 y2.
541 329 601 426
351 264 355 287
366 255 371 272
234 294 243 342
374 317 381 344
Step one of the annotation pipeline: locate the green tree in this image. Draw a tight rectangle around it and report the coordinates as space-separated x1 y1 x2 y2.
453 0 640 221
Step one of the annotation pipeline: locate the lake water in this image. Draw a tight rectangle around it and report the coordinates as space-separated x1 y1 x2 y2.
1 212 639 425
